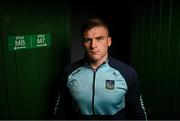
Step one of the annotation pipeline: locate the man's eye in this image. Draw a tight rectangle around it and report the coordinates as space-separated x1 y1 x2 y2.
83 38 91 42
96 37 104 41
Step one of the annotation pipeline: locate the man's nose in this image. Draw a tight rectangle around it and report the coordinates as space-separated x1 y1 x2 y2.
90 39 97 48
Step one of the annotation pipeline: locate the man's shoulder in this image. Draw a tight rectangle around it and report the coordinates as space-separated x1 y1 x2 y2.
64 58 85 74
109 57 134 71
109 57 139 86
109 57 137 77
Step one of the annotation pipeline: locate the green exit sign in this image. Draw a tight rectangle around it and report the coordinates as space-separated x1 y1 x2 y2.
8 35 31 51
31 34 51 48
8 33 51 51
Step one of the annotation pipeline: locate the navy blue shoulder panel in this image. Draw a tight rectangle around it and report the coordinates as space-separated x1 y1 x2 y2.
108 56 138 86
64 58 85 76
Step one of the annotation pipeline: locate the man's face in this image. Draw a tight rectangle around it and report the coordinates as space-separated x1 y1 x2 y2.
82 26 112 62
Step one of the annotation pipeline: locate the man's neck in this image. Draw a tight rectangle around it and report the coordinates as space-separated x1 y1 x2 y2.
89 55 108 70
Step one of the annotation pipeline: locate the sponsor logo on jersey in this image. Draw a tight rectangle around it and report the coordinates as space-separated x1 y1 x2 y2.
69 79 78 88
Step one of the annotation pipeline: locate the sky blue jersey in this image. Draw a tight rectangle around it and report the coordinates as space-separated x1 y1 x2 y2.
54 56 147 120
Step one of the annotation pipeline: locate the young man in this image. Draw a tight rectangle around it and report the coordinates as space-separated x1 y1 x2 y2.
54 18 147 120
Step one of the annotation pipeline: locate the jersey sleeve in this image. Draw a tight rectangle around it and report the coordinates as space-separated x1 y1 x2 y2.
125 68 147 120
53 70 78 119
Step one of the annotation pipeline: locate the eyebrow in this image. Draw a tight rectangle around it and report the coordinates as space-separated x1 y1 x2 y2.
83 35 105 40
95 36 105 39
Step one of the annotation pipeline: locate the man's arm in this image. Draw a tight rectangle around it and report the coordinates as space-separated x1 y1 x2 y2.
53 71 77 119
125 68 147 120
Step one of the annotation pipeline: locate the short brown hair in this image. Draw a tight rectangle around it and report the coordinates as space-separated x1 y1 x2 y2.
80 17 109 36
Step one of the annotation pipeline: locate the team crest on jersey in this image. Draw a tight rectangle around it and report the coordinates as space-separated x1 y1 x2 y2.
105 80 115 90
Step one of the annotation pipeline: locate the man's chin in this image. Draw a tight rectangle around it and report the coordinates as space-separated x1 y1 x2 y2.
89 56 100 62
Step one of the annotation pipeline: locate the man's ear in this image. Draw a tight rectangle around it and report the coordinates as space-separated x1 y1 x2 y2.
108 36 112 47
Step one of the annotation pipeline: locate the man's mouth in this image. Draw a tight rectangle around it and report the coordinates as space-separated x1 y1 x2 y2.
91 51 99 54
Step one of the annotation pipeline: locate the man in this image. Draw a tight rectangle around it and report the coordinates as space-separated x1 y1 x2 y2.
53 17 147 120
